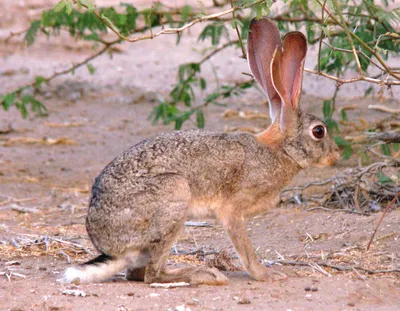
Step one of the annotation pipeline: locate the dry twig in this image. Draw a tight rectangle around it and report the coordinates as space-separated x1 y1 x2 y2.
367 192 400 251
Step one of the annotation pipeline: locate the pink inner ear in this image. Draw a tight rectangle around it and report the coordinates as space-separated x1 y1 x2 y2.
247 18 282 122
270 47 290 107
280 32 307 109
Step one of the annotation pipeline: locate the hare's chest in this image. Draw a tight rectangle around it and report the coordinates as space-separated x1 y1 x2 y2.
235 190 281 217
188 197 222 219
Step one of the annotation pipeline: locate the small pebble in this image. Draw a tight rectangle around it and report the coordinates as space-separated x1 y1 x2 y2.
127 292 135 297
304 286 311 291
348 302 355 307
238 298 251 304
311 287 318 292
305 294 312 300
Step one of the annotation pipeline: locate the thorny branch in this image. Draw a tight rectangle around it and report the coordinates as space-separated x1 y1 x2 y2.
314 0 400 82
80 0 263 43
7 39 120 96
3 1 400 97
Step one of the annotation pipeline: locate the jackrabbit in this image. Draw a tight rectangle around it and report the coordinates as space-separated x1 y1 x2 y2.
64 17 339 285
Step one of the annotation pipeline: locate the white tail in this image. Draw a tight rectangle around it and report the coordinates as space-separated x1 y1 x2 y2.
63 257 127 284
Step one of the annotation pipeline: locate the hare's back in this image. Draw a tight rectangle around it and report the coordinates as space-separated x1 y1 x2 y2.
92 130 251 193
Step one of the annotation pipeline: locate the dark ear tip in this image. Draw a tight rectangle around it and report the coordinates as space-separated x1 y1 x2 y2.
250 17 273 27
283 31 307 43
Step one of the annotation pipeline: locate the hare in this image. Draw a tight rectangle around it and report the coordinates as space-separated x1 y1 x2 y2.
63 17 339 285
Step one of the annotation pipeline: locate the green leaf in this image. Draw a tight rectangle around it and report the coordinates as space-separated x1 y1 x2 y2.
65 1 73 15
325 117 339 134
196 109 205 128
101 14 120 33
83 33 100 41
334 136 350 147
198 23 228 45
393 143 400 152
380 143 391 156
15 101 28 118
181 5 192 22
342 146 354 160
377 171 393 184
200 78 207 90
54 0 66 12
340 109 348 121
174 117 183 130
231 19 237 29
3 93 16 110
364 86 374 97
334 136 353 160
22 95 48 116
35 76 46 88
323 99 334 118
87 63 96 74
25 20 41 46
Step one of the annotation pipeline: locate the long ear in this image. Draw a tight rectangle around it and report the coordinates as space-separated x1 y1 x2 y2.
270 32 307 133
247 18 282 123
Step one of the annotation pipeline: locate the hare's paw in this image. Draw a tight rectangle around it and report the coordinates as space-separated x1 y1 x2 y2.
190 266 228 285
250 264 288 282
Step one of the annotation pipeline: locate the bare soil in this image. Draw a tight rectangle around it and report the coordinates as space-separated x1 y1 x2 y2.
1 1 400 311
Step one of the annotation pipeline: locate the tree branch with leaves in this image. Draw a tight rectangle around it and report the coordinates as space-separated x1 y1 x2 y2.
1 0 399 146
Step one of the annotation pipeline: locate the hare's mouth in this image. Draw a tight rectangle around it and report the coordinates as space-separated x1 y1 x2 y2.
314 152 340 167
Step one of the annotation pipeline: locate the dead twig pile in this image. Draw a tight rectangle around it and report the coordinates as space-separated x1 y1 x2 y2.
282 160 399 214
0 234 92 262
170 244 400 279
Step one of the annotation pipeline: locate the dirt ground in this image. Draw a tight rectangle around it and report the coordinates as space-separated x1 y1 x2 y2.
1 1 400 311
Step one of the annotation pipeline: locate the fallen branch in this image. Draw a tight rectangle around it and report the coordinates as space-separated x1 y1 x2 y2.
150 282 190 288
366 131 400 144
10 205 39 213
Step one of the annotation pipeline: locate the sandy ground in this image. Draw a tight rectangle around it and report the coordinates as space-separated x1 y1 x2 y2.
1 1 400 311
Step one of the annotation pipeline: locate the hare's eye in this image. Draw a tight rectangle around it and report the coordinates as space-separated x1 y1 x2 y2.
312 125 326 140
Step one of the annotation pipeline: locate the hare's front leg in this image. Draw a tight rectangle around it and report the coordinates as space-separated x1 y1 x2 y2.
219 214 286 281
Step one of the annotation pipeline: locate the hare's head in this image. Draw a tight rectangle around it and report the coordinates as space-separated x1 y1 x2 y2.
248 18 339 169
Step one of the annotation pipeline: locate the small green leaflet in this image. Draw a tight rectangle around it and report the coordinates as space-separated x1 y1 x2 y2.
87 63 96 74
377 171 393 184
54 1 66 12
65 1 73 15
25 20 41 46
196 109 205 128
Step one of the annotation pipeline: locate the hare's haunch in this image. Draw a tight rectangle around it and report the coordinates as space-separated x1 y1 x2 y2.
63 18 339 285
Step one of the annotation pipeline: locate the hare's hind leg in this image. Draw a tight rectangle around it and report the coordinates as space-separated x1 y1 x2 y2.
141 176 227 285
125 250 150 281
143 227 228 285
